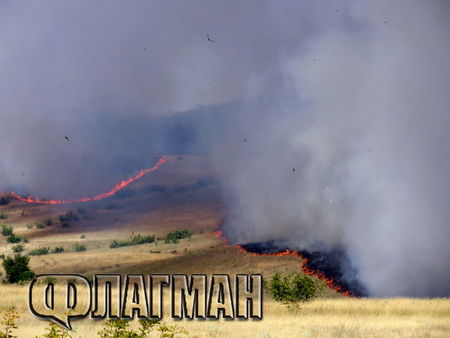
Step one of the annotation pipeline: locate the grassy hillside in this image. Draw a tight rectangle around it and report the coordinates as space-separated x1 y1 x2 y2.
0 155 449 337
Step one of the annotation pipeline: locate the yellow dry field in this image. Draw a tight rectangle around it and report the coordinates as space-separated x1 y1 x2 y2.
0 155 449 337
0 286 449 337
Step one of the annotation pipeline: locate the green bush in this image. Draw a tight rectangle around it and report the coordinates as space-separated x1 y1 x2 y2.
26 224 33 229
265 272 324 302
97 318 186 338
74 243 86 252
0 306 20 337
52 247 64 254
0 212 8 220
1 254 35 283
29 247 50 256
1 224 13 236
35 223 46 229
7 234 26 243
39 322 72 338
110 233 155 249
12 244 24 253
164 229 191 244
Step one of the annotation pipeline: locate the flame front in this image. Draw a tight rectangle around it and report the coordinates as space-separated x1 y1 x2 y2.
4 156 168 205
205 233 353 297
236 244 353 296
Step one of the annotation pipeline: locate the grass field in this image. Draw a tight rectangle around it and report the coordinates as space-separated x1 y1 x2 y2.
0 286 449 337
0 155 449 337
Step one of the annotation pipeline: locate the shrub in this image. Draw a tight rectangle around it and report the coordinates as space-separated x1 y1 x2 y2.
1 224 13 236
59 211 78 223
0 306 19 337
265 273 324 302
158 322 189 337
74 243 86 252
7 234 24 243
110 233 155 249
0 212 8 220
61 222 70 228
52 247 64 254
0 196 11 206
39 322 72 338
1 254 35 283
97 319 181 338
164 229 191 244
26 224 33 229
43 218 54 226
12 244 24 253
29 247 50 256
35 223 46 229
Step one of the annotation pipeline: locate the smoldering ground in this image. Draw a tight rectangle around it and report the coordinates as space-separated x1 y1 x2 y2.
0 1 449 297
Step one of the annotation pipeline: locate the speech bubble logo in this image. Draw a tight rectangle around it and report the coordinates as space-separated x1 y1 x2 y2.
29 274 91 330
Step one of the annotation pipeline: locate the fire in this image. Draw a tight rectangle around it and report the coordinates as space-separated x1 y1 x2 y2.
4 156 168 205
214 233 354 297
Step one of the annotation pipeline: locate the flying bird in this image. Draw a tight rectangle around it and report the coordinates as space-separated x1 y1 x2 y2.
65 136 69 142
207 33 215 43
293 168 295 172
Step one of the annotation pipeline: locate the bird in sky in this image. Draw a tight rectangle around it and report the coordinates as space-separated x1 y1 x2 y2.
207 33 215 43
65 136 69 142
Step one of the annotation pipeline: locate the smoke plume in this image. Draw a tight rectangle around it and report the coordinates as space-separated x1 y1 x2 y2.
0 1 449 296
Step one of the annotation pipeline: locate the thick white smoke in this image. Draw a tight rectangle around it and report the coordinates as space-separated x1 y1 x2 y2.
215 1 450 297
0 1 448 296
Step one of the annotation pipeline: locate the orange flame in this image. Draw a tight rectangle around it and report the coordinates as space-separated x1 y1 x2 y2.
4 156 168 205
212 232 353 297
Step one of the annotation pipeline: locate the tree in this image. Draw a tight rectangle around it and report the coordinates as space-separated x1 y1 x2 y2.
1 254 35 284
265 272 324 302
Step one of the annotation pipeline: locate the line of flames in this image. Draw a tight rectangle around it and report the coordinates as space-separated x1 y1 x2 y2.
3 156 168 205
3 158 351 296
208 230 353 297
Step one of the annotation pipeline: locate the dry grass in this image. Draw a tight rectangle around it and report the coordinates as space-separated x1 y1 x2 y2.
0 285 448 337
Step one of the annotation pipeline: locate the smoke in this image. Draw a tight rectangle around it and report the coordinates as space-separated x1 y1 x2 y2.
1 1 449 296
208 1 450 297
